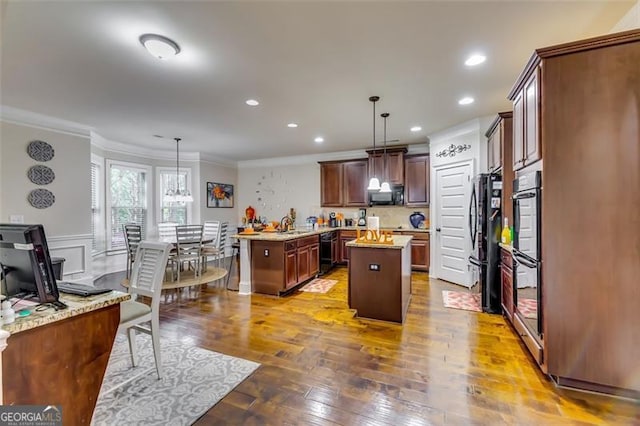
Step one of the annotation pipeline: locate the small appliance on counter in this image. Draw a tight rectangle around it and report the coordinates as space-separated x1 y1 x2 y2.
328 212 337 227
409 211 425 229
344 219 353 227
357 208 367 226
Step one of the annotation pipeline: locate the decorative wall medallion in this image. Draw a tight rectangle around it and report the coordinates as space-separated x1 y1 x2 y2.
27 140 55 162
27 165 56 185
28 189 56 209
435 143 472 158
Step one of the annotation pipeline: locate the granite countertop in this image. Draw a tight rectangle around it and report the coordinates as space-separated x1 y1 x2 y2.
234 226 430 241
2 290 130 335
346 235 413 249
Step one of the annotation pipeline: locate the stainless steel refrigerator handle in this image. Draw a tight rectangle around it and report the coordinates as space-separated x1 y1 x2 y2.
513 251 537 269
513 191 536 200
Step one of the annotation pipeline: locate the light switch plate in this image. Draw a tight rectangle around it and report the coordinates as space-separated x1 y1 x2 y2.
369 264 380 271
9 215 24 224
264 249 269 257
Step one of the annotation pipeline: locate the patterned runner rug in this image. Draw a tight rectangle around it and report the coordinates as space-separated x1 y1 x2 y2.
442 290 482 313
299 278 338 294
518 298 537 319
93 334 260 425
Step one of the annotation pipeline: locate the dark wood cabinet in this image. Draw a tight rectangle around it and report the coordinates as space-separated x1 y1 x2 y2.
398 231 430 271
320 162 343 207
507 30 640 398
309 243 319 277
297 246 310 283
343 160 368 206
404 155 430 206
285 249 297 289
500 248 514 322
338 230 357 264
512 67 540 171
319 160 368 207
251 235 320 295
486 112 514 226
367 150 405 185
331 238 339 264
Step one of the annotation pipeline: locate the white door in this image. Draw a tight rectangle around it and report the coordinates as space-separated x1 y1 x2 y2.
435 163 473 286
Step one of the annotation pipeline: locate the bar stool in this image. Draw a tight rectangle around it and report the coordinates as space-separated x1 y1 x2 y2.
226 228 241 290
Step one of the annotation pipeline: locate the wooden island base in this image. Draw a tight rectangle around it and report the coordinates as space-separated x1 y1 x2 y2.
347 236 412 323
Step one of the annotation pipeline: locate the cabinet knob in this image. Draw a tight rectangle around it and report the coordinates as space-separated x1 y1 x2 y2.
436 228 441 232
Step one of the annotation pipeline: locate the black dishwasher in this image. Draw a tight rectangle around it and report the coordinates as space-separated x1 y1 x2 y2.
319 231 337 275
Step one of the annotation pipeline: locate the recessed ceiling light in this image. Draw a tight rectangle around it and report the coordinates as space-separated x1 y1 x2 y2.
139 34 181 60
246 99 259 106
287 123 298 128
465 54 486 67
458 97 475 105
410 126 422 132
314 137 324 143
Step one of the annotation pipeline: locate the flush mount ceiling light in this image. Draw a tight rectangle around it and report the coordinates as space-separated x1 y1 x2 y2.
287 123 298 128
367 96 381 192
314 137 324 143
465 54 486 66
246 99 259 106
458 97 475 105
410 126 422 132
139 33 181 60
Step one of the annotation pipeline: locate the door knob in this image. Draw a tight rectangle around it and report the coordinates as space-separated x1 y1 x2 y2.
436 228 441 232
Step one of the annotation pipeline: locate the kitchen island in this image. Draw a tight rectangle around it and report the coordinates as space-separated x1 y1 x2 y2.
347 235 412 323
235 229 328 295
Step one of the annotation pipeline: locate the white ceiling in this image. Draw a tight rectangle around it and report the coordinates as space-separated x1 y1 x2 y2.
0 1 633 161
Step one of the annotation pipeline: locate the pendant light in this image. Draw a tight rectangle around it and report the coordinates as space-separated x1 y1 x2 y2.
164 137 193 203
367 96 381 191
379 112 391 193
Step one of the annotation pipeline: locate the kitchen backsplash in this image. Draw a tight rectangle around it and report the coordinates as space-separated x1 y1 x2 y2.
318 206 430 229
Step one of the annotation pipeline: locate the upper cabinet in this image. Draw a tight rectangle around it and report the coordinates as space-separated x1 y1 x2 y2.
319 159 368 207
320 162 344 206
366 147 407 186
511 66 541 171
486 111 514 224
343 160 369 206
404 154 430 206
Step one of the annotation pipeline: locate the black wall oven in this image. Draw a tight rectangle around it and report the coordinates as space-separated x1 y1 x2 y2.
513 169 542 340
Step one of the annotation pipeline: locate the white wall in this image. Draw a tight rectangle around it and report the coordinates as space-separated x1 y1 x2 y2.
199 160 239 248
611 0 640 32
0 121 92 280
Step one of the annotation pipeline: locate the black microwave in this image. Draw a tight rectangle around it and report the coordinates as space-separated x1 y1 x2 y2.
369 186 404 206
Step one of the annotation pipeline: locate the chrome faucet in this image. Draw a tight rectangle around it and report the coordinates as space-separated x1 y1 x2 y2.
280 216 292 232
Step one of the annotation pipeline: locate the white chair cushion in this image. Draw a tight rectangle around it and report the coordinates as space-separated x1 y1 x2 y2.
120 300 152 323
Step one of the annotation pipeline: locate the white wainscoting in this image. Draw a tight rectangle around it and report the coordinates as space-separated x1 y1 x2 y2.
47 234 93 281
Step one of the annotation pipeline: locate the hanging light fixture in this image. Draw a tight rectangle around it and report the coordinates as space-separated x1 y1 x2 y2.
164 137 193 203
379 112 392 193
367 96 381 191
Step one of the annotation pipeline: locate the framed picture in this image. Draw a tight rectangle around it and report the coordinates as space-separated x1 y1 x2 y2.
207 182 234 208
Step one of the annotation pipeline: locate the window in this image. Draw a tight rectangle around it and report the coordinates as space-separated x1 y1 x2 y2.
107 161 151 251
157 167 192 225
90 160 103 253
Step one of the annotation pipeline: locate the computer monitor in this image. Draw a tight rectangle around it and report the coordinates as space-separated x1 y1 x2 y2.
0 224 61 304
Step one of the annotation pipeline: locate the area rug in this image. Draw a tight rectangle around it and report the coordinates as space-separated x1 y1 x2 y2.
299 278 338 294
518 298 537 319
92 334 260 426
442 290 482 313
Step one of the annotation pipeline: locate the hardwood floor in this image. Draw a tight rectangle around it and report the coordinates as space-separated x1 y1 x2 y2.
98 265 639 425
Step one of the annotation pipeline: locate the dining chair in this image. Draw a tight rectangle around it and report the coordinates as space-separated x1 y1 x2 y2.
118 241 172 380
200 221 220 272
157 222 178 242
171 225 204 282
123 224 142 279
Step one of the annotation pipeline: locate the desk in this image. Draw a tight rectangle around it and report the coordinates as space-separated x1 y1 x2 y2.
1 291 130 426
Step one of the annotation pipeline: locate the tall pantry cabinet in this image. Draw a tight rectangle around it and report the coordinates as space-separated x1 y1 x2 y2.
508 29 639 399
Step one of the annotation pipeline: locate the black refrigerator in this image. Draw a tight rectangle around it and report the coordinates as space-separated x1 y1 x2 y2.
468 173 502 313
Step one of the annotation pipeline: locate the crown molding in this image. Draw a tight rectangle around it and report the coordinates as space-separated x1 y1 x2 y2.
91 132 238 167
0 105 93 138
